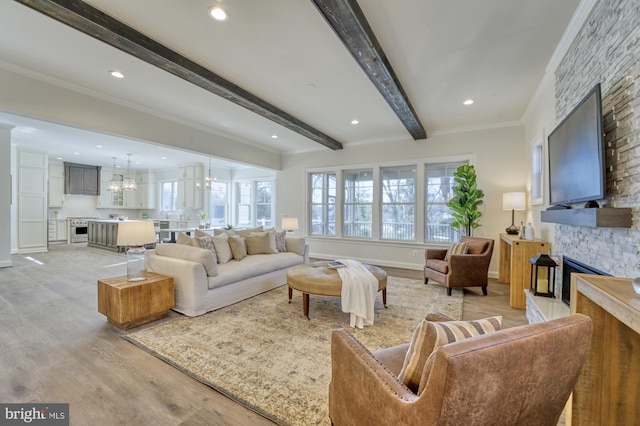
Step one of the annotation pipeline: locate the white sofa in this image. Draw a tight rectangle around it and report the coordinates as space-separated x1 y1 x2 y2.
146 235 309 316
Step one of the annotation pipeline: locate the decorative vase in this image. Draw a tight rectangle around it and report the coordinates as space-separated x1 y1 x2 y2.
524 222 535 240
632 277 640 295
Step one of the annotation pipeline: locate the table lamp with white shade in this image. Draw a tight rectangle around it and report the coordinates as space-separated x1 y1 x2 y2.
502 192 526 235
117 220 156 281
281 217 299 233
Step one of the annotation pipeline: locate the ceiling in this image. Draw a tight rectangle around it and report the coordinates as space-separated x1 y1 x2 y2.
0 0 582 171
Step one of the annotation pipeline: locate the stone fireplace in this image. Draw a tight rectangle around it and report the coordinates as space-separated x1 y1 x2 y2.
527 0 640 323
560 256 608 306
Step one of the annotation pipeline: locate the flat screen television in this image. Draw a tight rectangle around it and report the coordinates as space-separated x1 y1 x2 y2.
547 83 605 207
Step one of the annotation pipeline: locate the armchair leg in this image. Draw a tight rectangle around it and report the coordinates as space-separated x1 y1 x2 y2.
482 286 488 296
447 288 452 296
424 277 429 284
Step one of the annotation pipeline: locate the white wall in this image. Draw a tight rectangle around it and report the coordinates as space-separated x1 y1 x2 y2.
0 124 12 266
277 125 528 275
0 67 281 171
521 72 557 245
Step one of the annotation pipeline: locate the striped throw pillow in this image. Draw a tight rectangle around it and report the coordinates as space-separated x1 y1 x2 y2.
398 316 502 393
444 242 468 261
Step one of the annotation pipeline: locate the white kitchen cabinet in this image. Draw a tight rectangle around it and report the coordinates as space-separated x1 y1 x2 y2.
97 167 127 208
48 163 65 207
135 171 156 209
48 219 68 243
177 164 203 210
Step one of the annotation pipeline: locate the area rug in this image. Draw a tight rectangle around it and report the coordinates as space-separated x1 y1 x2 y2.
124 277 462 426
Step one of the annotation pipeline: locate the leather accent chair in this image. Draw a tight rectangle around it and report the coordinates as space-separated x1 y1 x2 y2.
328 314 593 426
424 236 494 296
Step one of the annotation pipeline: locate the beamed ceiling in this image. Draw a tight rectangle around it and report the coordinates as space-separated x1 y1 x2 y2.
0 0 582 170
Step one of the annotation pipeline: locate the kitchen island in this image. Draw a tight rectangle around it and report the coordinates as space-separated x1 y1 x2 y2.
87 219 123 252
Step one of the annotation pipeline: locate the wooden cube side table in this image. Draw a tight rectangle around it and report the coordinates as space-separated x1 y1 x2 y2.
98 272 174 329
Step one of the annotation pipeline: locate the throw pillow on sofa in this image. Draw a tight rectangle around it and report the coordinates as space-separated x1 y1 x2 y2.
398 316 502 394
245 231 278 255
177 232 196 246
195 236 218 264
275 230 287 252
228 235 248 260
212 233 233 263
285 237 306 256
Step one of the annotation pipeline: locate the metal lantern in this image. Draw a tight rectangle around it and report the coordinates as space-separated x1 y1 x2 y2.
530 254 557 298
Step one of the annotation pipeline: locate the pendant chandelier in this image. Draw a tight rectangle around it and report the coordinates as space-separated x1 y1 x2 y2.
204 158 216 189
122 153 137 191
107 157 121 192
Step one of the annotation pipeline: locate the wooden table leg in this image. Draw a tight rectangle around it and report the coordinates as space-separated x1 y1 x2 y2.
303 293 310 320
288 286 292 303
382 288 387 308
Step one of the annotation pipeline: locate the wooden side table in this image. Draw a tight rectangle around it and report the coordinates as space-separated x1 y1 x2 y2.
498 233 550 309
98 272 174 329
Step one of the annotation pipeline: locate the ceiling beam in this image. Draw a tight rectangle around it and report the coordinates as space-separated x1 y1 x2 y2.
311 0 427 140
16 0 344 150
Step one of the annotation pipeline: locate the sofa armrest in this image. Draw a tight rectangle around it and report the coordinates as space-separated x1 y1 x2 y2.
146 250 210 316
329 329 417 425
425 248 447 261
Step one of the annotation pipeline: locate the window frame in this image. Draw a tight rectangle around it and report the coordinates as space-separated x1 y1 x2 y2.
343 168 374 239
306 155 473 244
309 172 337 236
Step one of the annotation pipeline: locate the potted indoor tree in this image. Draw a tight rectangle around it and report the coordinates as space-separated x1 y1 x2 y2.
447 164 485 236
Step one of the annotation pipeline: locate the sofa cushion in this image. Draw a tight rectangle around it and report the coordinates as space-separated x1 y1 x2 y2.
285 237 306 256
194 229 212 238
398 316 502 394
208 252 304 289
245 231 278 255
155 243 218 277
444 242 468 261
177 232 197 246
212 233 233 264
228 235 248 261
466 239 489 254
195 236 218 263
425 259 449 274
235 226 263 237
275 230 287 252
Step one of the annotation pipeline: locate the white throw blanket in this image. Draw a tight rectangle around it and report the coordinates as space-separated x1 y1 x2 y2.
336 259 378 329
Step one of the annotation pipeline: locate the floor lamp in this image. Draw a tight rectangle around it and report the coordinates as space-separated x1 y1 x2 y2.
502 192 526 235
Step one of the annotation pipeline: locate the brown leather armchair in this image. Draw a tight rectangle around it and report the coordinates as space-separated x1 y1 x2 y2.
329 314 593 426
424 236 494 295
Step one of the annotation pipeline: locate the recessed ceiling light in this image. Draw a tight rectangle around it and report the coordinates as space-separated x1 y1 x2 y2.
56 157 63 160
73 152 80 155
271 135 278 139
351 119 359 125
208 6 229 21
463 99 474 105
109 70 124 79
96 145 103 148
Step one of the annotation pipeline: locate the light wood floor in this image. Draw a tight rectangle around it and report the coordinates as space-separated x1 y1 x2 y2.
0 246 527 425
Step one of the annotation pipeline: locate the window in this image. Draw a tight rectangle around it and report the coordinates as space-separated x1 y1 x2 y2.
531 136 544 205
234 180 274 227
161 180 178 212
343 169 373 238
208 181 228 227
256 181 273 227
381 166 415 240
425 162 466 242
310 172 336 236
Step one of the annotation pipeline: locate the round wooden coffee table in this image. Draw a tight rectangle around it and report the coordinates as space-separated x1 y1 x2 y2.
286 261 388 319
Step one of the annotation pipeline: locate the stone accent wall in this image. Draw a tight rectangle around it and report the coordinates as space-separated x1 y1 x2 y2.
553 0 640 289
